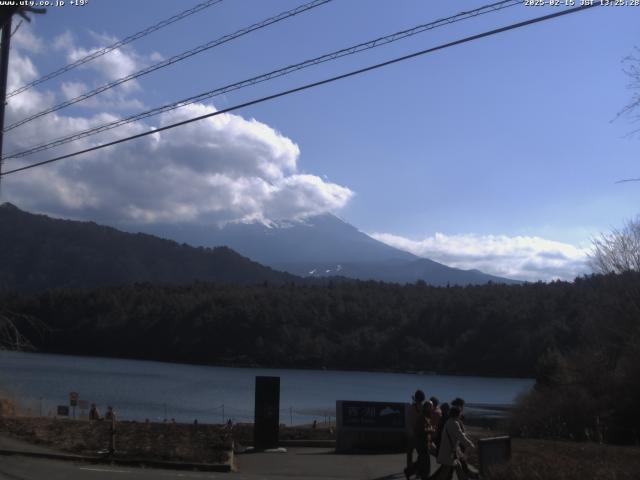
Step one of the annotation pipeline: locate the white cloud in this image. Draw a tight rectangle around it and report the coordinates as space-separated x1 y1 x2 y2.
149 51 164 62
2 49 353 227
5 49 56 121
263 174 354 221
370 232 591 282
59 79 145 111
52 31 74 52
60 81 88 100
79 46 139 82
58 31 153 107
52 31 177 112
12 23 45 54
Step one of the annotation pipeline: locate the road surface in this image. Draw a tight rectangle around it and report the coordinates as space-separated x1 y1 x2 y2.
0 448 415 480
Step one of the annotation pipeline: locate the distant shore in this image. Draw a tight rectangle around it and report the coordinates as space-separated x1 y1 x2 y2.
0 348 534 381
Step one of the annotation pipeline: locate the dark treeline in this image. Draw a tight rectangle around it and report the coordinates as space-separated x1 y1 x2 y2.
509 272 640 444
3 272 639 382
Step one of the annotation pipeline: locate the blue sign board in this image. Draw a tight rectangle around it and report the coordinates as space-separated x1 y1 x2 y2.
341 400 405 429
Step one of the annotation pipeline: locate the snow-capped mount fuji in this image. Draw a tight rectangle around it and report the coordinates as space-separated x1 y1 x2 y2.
139 214 519 286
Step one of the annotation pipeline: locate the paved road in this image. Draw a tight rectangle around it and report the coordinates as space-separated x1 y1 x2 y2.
236 447 410 479
0 455 221 480
0 433 435 480
0 448 423 480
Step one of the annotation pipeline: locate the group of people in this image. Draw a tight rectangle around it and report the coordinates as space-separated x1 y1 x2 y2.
88 403 116 422
404 390 476 480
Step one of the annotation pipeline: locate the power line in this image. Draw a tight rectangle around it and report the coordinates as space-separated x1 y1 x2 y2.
0 3 600 178
3 0 333 132
3 0 521 162
6 0 225 99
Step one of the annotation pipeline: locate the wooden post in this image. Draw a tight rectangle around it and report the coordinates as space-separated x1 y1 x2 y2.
109 414 116 455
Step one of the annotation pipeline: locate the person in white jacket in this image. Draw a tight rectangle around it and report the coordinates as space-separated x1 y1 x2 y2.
434 406 475 480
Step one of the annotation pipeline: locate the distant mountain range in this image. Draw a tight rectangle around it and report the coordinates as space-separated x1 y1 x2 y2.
0 203 296 291
0 203 518 290
134 213 520 286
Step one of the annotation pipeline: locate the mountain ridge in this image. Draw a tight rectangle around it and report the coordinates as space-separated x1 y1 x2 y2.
1 203 519 288
127 212 520 285
0 203 298 291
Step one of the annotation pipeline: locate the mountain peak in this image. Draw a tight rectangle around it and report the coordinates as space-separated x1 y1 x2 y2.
130 213 518 286
0 202 21 211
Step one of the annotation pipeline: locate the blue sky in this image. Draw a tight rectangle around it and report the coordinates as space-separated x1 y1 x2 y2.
2 0 639 280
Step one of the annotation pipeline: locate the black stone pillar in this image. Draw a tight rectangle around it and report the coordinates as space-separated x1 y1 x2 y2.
254 376 280 450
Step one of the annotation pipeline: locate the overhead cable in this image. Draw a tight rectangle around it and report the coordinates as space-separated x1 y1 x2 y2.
1 4 599 177
6 0 225 99
4 0 520 161
3 0 333 132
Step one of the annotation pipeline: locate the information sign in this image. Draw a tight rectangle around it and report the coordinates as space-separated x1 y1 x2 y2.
341 400 405 429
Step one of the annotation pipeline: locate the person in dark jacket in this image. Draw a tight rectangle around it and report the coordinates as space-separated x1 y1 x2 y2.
404 389 431 480
405 390 425 471
89 403 101 421
435 402 450 456
104 405 116 422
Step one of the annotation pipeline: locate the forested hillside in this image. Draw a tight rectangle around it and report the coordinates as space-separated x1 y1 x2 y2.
0 203 297 290
4 272 638 378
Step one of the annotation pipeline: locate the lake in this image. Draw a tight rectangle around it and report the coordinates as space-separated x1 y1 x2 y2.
0 351 533 425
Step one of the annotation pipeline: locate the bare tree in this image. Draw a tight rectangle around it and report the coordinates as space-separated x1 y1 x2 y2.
0 309 44 351
617 47 640 134
590 217 640 274
614 49 640 184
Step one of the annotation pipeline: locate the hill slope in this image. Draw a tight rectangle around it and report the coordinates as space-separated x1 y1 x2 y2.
0 203 297 291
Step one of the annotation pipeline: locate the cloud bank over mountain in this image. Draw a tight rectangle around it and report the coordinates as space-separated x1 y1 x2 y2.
2 26 353 226
370 232 591 282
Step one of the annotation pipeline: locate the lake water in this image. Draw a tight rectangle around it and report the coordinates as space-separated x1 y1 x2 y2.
0 351 533 425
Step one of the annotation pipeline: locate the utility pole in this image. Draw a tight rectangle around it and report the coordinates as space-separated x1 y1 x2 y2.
0 6 45 183
0 14 12 176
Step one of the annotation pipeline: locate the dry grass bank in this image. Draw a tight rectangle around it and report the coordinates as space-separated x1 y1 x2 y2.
0 416 232 464
2 415 638 477
480 437 640 480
